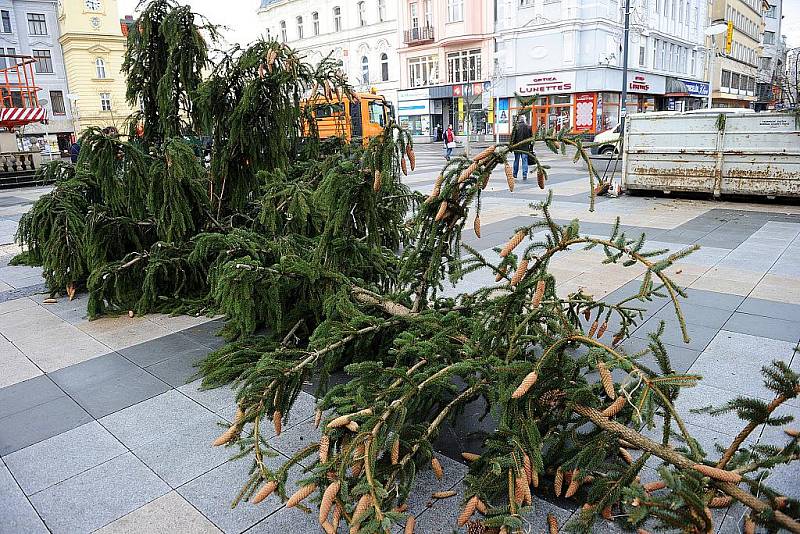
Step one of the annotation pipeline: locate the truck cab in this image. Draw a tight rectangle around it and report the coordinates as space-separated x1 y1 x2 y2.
303 91 393 144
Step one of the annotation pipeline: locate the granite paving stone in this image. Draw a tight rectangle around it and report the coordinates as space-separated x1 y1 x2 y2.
49 352 139 390
0 337 42 388
119 331 212 368
95 491 223 534
672 384 762 437
144 346 210 387
722 312 800 343
245 506 327 533
267 417 321 461
405 453 468 516
681 289 746 311
179 319 226 350
3 421 126 495
617 336 701 373
654 302 734 330
99 390 220 449
0 461 48 534
69 368 172 418
177 456 302 534
0 394 93 456
633 316 719 352
29 452 170 534
133 418 234 488
178 379 239 416
0 374 62 419
736 296 800 320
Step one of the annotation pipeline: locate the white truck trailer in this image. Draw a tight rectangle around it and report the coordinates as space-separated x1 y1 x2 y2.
621 111 800 198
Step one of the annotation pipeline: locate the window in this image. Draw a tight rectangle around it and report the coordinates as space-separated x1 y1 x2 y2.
27 13 47 35
280 20 287 42
312 12 319 35
380 52 389 81
32 50 53 73
446 49 481 83
333 7 341 32
1 10 11 33
424 0 432 26
690 50 696 75
638 45 645 67
296 16 303 39
361 56 369 84
95 57 106 78
85 0 102 10
408 55 438 87
410 2 419 29
368 101 385 126
765 4 776 17
357 1 366 26
0 48 15 69
447 0 463 22
763 31 774 45
761 57 770 71
50 91 65 115
100 92 112 111
378 0 386 22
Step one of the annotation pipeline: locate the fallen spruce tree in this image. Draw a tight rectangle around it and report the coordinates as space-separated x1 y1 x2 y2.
12 2 799 533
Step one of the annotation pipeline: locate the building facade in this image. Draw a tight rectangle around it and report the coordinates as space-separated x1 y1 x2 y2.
706 0 766 107
396 0 494 141
0 0 75 152
494 0 709 139
57 0 135 135
755 0 786 109
259 0 401 107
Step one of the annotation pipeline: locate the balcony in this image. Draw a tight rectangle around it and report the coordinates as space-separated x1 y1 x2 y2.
404 25 434 45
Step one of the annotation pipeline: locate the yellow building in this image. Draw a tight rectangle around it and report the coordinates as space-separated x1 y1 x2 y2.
57 0 134 133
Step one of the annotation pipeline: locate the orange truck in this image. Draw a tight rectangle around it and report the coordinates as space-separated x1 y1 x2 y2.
303 89 394 144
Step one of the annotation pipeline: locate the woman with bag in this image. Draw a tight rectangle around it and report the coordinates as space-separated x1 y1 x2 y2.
443 125 455 161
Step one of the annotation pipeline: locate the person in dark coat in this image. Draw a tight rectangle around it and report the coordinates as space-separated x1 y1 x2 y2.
69 142 80 164
510 115 532 181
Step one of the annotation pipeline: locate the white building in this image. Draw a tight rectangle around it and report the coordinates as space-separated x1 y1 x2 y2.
494 0 709 137
258 0 401 106
756 0 786 109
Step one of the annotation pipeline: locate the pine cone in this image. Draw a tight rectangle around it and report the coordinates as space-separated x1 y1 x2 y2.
601 396 626 417
511 371 538 399
547 513 558 534
352 494 372 524
504 162 515 191
432 490 457 499
708 495 733 508
404 515 416 534
598 362 616 399
431 457 444 480
531 280 546 308
319 481 340 523
472 145 496 162
314 409 323 428
373 170 382 192
510 258 529 287
474 214 481 238
597 321 608 338
588 319 599 337
435 201 449 222
523 454 532 483
642 480 666 492
462 452 480 462
401 157 408 176
458 162 478 183
466 521 487 534
286 483 317 507
251 480 277 504
553 469 564 497
475 498 488 514
457 496 479 526
744 515 756 534
425 174 445 204
499 230 525 257
619 447 634 465
406 145 416 170
392 438 400 464
319 435 330 463
539 389 565 409
273 410 282 435
494 266 507 283
537 168 546 189
785 428 799 437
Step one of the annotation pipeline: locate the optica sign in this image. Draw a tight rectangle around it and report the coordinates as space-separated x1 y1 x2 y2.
518 75 573 95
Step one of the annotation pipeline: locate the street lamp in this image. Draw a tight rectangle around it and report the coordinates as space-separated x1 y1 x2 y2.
704 21 729 110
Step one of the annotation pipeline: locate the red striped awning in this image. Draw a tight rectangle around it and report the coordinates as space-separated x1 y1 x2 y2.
0 107 48 127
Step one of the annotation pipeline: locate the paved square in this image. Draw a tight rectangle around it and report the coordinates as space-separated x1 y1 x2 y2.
1 144 799 533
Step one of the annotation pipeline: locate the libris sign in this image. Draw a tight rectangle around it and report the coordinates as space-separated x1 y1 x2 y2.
518 76 573 95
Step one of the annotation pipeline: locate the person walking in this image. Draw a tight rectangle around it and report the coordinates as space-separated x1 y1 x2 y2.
443 125 455 161
510 115 532 181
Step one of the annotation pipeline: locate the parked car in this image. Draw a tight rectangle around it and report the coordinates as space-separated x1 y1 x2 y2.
592 124 622 155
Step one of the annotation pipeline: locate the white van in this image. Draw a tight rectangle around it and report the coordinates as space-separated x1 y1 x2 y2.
592 124 621 155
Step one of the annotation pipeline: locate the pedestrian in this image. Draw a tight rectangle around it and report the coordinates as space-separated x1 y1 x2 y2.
510 115 532 181
435 124 443 142
443 125 455 161
69 141 80 164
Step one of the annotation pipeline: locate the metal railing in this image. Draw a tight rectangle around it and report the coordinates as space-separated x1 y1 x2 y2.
403 25 434 45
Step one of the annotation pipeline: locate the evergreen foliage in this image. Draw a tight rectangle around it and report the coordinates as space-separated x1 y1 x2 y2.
13 2 799 533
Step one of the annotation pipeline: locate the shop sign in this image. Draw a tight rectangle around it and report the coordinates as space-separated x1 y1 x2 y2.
398 88 431 101
681 80 710 96
629 75 650 92
453 85 463 97
398 99 430 116
497 98 510 134
574 93 594 132
518 74 574 95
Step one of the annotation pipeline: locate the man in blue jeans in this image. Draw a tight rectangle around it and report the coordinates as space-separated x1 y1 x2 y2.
510 115 532 181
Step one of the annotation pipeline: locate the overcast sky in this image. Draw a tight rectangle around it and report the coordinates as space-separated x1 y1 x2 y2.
119 0 798 49
117 1 265 46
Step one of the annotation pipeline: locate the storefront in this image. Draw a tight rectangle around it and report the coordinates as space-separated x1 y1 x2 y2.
398 82 493 142
498 68 678 137
663 78 710 112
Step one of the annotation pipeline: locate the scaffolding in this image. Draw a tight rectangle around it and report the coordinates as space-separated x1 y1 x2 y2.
0 54 46 129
